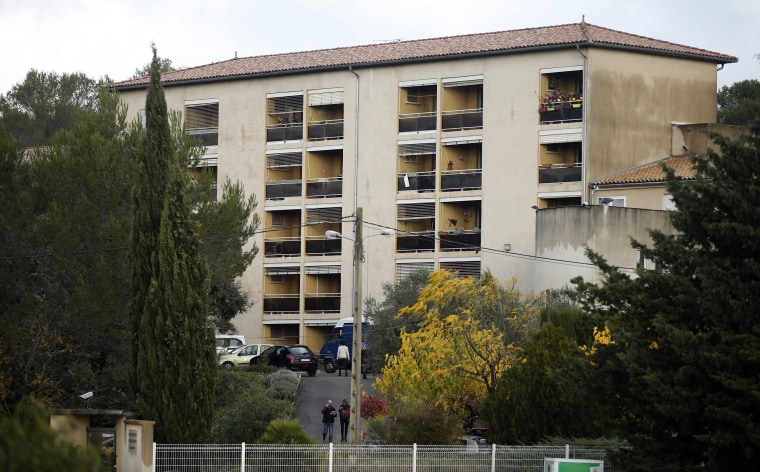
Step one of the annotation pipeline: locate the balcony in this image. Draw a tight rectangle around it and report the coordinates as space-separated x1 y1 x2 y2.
398 171 435 193
442 109 483 131
267 123 303 142
266 180 302 200
441 170 482 191
438 230 481 252
396 231 436 253
305 236 342 256
539 100 583 124
538 164 582 183
264 237 301 257
307 120 344 141
263 294 300 314
306 177 342 198
304 293 341 313
399 112 436 133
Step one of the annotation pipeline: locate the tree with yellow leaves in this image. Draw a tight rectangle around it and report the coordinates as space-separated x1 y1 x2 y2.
375 270 543 439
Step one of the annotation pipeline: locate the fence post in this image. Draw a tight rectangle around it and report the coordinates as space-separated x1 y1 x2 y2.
240 442 246 472
565 444 570 458
491 443 496 472
151 443 156 472
412 443 417 472
329 442 334 472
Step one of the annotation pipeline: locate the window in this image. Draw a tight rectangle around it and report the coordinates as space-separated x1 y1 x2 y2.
636 248 655 270
598 196 625 207
270 274 284 283
272 213 284 226
185 100 219 147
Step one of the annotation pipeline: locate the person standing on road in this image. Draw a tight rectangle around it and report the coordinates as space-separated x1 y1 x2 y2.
338 398 351 442
336 340 350 376
321 399 337 442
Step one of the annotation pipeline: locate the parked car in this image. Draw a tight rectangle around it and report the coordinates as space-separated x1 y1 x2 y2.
216 334 245 355
218 343 272 369
251 344 319 377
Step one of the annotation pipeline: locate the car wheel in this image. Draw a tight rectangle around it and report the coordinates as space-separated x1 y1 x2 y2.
324 359 336 373
222 362 234 370
307 368 317 377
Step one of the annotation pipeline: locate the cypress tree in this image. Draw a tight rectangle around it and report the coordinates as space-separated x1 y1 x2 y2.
129 45 215 442
574 128 760 470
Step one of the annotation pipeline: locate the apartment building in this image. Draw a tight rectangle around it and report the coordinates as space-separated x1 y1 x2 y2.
111 21 736 348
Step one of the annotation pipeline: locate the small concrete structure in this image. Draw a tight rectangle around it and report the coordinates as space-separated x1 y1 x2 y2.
51 409 154 472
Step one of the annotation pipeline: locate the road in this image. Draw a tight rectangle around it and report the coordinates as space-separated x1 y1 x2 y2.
294 369 379 443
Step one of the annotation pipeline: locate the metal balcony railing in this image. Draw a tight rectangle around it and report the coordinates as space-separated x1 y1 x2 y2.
307 119 344 140
398 171 435 192
538 164 582 183
398 112 436 133
441 108 483 131
441 169 482 191
438 230 481 251
264 237 301 257
266 180 302 199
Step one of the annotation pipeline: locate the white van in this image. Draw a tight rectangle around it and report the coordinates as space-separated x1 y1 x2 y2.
215 334 245 355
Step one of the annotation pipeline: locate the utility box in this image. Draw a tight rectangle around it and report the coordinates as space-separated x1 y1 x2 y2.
544 458 604 472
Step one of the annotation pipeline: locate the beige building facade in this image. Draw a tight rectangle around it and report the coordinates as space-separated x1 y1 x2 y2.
112 22 735 350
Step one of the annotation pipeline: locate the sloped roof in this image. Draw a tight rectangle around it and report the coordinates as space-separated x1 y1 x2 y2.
592 156 699 186
109 22 736 90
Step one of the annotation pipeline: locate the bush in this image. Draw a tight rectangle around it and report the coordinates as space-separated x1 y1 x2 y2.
257 419 316 444
0 402 107 472
211 392 294 443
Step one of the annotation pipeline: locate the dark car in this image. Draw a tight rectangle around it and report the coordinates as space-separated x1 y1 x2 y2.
251 344 319 377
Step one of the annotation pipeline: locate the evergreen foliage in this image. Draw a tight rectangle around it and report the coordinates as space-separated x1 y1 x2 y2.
481 324 605 444
0 402 107 472
129 46 216 442
572 128 760 470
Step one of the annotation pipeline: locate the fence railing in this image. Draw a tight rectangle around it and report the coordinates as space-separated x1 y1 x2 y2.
153 443 614 472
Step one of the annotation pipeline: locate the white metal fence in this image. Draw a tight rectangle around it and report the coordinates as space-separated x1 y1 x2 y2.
152 443 615 472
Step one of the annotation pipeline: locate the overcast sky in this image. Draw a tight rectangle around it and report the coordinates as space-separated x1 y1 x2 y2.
1 0 757 95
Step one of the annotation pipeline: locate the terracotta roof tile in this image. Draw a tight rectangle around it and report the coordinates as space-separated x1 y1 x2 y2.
109 22 736 89
592 156 699 186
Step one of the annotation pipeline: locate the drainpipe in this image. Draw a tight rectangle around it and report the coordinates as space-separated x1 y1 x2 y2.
576 44 589 204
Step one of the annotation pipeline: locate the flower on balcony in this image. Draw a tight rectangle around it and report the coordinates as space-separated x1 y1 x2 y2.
539 90 583 111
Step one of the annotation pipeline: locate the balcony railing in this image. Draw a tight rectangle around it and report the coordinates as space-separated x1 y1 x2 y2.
264 237 301 257
267 123 303 142
441 108 483 131
396 231 436 253
266 180 302 199
441 170 482 191
304 237 342 256
307 120 344 141
438 230 481 251
538 164 582 183
306 177 342 198
263 294 300 314
398 171 435 192
399 112 436 133
539 101 583 124
188 128 219 147
304 293 341 313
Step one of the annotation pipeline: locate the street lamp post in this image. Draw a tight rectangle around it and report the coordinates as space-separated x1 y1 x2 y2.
325 208 393 443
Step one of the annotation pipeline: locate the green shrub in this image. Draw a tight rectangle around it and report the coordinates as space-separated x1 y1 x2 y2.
264 370 299 400
257 419 316 444
0 402 107 472
211 391 294 443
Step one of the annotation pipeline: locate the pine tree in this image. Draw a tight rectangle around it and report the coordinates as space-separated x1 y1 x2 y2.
573 128 760 471
129 46 215 442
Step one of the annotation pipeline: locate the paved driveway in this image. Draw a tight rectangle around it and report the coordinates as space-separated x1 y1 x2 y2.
294 369 379 443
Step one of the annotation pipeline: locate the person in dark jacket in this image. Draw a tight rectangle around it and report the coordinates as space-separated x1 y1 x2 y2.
321 399 337 442
338 398 351 442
